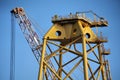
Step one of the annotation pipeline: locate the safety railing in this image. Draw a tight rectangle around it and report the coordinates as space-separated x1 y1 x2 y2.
52 11 107 26
52 12 92 23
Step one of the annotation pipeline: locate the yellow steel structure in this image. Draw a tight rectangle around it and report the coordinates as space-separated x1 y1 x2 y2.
11 7 112 80
38 12 111 80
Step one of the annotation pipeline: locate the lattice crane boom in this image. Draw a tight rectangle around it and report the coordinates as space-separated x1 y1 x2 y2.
11 7 42 62
11 7 56 80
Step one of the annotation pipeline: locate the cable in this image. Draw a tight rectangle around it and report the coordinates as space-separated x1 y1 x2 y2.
10 13 15 80
26 12 45 37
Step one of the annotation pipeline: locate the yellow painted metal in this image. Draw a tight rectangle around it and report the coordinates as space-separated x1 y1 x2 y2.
11 7 111 80
63 58 83 80
82 34 89 80
98 44 106 80
38 38 47 80
45 20 98 43
38 12 111 80
44 61 62 80
59 50 62 80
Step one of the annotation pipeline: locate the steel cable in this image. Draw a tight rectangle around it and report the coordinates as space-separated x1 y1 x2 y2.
10 13 15 80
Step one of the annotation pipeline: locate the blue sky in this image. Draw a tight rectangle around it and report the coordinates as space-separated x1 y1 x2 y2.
0 0 120 80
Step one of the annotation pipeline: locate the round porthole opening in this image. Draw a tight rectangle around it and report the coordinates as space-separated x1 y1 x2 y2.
73 29 77 34
86 33 90 39
56 31 61 36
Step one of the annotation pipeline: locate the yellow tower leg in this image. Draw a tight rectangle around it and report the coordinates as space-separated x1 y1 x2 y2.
82 34 89 80
38 38 47 80
59 50 62 80
98 44 106 80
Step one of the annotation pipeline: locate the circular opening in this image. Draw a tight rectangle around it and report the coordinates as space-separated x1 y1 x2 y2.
86 33 90 39
82 24 85 28
73 29 77 34
56 31 61 36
